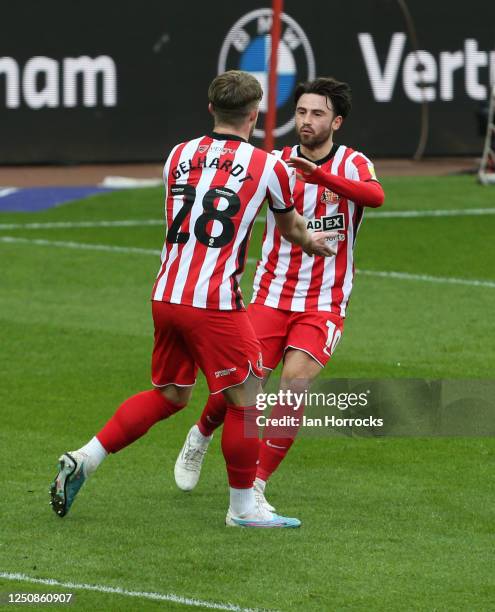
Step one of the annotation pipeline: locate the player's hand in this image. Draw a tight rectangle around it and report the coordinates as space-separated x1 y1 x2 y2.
287 157 317 181
303 231 339 257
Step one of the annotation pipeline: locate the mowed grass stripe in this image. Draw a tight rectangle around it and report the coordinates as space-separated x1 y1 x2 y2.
356 268 495 288
0 235 162 256
0 219 164 230
2 235 494 289
1 207 495 230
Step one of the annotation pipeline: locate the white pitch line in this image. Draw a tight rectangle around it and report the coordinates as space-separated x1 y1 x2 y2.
255 207 495 223
356 268 495 288
1 235 494 289
0 235 161 256
0 207 494 231
365 207 495 218
0 219 163 230
0 572 267 612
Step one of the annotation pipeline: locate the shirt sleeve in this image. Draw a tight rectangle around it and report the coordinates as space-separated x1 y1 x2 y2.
266 158 296 213
163 144 181 186
306 166 385 208
349 153 379 183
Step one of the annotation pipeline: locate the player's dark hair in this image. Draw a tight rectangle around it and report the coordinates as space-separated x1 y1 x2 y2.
208 70 263 127
294 77 352 118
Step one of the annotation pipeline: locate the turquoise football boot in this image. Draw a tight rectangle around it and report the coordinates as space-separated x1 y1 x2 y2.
50 451 87 517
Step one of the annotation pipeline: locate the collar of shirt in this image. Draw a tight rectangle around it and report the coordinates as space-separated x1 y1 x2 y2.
210 131 247 142
297 142 339 166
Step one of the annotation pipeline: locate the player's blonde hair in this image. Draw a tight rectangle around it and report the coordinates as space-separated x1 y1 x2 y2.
208 70 263 127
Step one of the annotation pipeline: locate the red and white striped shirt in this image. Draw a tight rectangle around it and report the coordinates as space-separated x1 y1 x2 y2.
252 144 377 317
152 133 295 310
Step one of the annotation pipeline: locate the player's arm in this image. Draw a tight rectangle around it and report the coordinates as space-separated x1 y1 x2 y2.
288 157 385 208
267 159 337 257
274 208 337 257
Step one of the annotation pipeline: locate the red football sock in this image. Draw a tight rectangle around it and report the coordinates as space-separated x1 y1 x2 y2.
257 437 295 482
221 404 259 488
256 402 304 482
197 393 228 437
97 389 184 454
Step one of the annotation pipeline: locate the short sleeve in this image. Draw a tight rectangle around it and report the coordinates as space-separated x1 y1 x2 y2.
266 158 296 213
163 144 181 185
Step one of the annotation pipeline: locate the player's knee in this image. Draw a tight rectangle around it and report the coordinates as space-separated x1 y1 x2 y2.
282 350 321 386
157 384 192 406
223 373 263 406
280 368 318 394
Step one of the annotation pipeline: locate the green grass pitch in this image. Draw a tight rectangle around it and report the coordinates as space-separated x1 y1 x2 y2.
0 176 494 611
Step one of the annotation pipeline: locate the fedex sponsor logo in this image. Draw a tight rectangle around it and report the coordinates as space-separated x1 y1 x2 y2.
307 213 345 232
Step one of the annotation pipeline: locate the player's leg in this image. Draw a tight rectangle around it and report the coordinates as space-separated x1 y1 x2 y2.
220 374 298 527
174 303 286 491
174 390 232 492
50 301 196 517
256 349 321 488
220 373 262 521
174 367 271 491
256 312 344 500
50 385 191 518
196 303 286 436
185 307 299 528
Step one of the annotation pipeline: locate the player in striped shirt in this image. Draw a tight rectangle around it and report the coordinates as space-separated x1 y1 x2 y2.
173 77 385 512
49 71 336 528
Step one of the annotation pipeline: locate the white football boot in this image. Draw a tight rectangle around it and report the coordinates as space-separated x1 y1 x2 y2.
254 479 276 513
226 494 301 528
174 425 212 491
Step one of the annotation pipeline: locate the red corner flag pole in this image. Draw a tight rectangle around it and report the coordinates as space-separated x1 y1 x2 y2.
264 0 283 152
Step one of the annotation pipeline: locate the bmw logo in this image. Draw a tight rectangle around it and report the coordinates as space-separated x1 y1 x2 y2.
218 9 316 139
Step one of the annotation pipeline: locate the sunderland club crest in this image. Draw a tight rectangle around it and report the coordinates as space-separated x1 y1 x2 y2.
321 189 340 204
